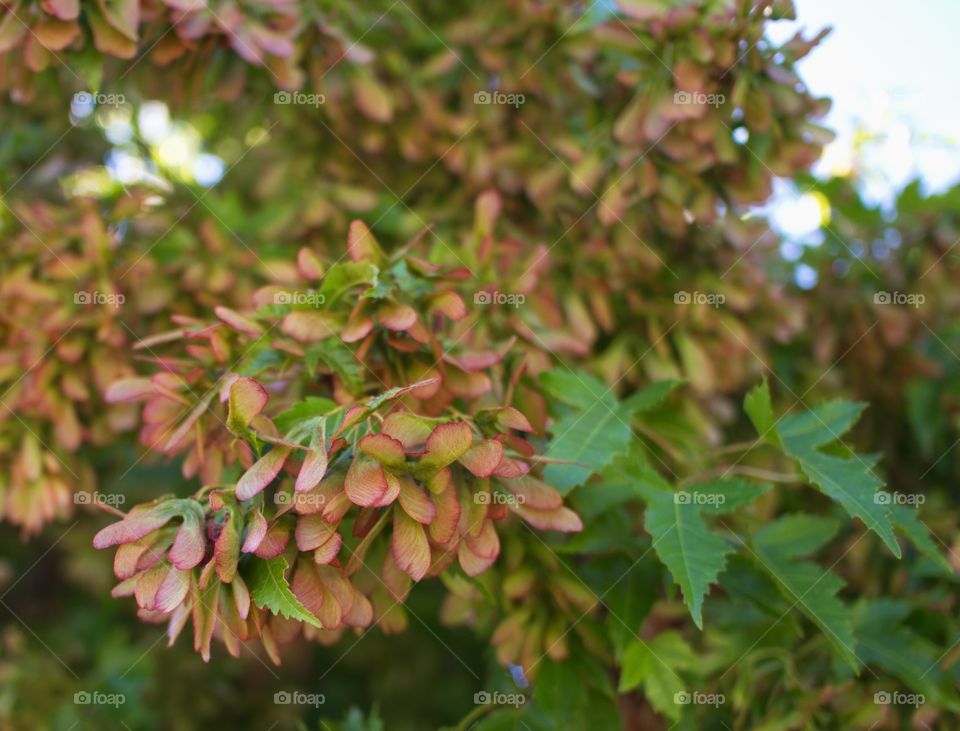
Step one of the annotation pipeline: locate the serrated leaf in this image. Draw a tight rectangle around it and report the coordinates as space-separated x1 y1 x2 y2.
752 513 839 556
753 515 858 670
853 599 960 711
542 372 680 493
744 378 782 448
636 474 734 629
889 504 952 573
246 555 323 628
305 340 364 394
776 400 900 557
621 460 766 628
618 631 695 721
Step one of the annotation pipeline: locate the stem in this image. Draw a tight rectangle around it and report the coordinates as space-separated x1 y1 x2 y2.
680 465 801 486
131 328 188 350
524 454 589 466
193 484 229 500
92 501 127 519
705 438 763 459
344 510 392 576
447 407 472 421
451 701 499 731
633 422 685 464
255 432 310 451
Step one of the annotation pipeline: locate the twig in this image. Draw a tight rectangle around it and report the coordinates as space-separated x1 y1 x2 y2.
680 465 801 486
92 500 127 519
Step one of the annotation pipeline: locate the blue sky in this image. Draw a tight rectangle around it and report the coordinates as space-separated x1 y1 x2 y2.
768 0 960 198
763 0 960 286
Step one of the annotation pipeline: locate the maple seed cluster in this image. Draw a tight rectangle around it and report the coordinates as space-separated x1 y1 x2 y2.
92 221 582 663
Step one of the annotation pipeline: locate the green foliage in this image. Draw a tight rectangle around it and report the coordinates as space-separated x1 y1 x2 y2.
779 400 899 556
629 460 765 628
752 515 857 670
0 0 957 728
541 371 679 493
247 556 323 628
618 631 696 720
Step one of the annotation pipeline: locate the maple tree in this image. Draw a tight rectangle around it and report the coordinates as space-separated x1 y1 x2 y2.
0 0 956 729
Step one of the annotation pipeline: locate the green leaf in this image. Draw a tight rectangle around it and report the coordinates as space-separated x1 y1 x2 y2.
744 378 782 448
305 340 364 395
238 347 283 377
618 631 695 721
635 474 734 629
602 556 659 656
753 515 858 670
273 396 338 436
905 378 946 456
774 399 900 557
889 504 952 573
319 261 378 304
752 513 839 556
553 510 633 555
540 370 611 409
682 478 771 515
541 371 680 493
246 556 323 628
439 565 498 607
622 460 766 628
534 656 619 730
853 600 960 711
620 378 684 413
575 457 643 519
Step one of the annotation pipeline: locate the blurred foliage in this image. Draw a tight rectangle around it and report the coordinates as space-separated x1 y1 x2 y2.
0 0 958 729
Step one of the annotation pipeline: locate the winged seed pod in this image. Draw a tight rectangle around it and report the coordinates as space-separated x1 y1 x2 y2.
93 222 582 662
0 0 304 102
0 195 261 532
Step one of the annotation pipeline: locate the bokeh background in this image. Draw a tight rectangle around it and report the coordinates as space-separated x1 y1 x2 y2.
1 0 959 729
